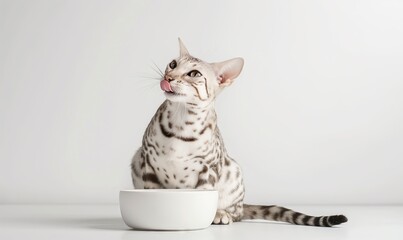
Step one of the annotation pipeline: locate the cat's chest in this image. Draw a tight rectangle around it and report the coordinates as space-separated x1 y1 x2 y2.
154 134 208 157
152 111 215 157
150 155 204 188
147 129 215 188
142 101 218 188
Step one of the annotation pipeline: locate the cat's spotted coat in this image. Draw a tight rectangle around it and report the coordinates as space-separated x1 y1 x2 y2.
131 39 347 226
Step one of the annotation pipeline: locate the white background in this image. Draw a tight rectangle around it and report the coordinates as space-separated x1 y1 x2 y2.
1 0 402 205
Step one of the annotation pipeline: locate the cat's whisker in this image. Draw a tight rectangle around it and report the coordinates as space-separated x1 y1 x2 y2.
131 70 162 94
137 75 162 81
135 81 160 92
132 71 162 81
147 65 162 77
149 62 164 78
152 61 165 76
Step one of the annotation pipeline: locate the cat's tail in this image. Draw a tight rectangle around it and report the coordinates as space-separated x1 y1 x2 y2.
242 204 347 227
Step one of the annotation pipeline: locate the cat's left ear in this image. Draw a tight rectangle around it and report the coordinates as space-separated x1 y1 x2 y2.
212 58 244 87
178 38 190 57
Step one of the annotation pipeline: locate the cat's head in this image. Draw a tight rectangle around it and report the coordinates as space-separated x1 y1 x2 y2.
160 39 244 106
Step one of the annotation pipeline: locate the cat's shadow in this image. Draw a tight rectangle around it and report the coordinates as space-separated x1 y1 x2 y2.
17 217 225 231
16 216 302 232
9 217 130 231
69 217 130 231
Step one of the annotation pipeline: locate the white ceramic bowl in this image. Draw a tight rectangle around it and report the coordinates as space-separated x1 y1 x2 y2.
119 189 218 230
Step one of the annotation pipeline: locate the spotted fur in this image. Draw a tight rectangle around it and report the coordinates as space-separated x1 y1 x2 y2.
131 39 348 227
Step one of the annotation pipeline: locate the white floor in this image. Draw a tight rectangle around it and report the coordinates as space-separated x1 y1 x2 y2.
0 204 402 240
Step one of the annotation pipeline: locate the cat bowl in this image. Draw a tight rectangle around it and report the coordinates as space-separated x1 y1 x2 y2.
119 189 218 230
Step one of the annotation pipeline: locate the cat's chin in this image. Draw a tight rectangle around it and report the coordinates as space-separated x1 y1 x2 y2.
164 91 187 102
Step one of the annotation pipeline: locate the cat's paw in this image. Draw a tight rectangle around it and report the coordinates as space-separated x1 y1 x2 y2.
212 210 233 225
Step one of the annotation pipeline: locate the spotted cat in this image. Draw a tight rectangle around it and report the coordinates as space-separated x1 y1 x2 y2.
131 39 348 226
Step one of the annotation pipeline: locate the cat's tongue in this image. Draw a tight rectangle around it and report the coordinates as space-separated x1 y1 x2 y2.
160 80 173 92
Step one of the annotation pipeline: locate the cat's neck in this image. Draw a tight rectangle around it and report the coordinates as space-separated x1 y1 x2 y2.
164 100 216 127
165 100 215 112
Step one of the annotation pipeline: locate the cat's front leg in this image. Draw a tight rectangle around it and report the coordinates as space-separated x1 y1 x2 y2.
194 165 217 190
212 159 245 224
212 200 244 224
194 169 231 224
194 164 236 225
143 174 164 189
131 148 164 189
142 155 164 189
142 166 164 189
131 148 145 189
213 209 234 224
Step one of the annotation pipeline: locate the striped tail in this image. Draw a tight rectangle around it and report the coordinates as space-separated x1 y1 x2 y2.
242 204 348 227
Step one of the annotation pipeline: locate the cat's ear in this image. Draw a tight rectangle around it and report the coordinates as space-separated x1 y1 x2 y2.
178 38 190 57
212 58 244 87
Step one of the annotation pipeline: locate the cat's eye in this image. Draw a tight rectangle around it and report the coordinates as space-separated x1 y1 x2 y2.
169 60 177 69
187 70 202 77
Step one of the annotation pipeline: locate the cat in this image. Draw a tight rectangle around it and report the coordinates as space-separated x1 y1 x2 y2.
131 38 348 226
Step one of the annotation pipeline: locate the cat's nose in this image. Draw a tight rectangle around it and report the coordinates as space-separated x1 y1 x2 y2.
166 77 174 82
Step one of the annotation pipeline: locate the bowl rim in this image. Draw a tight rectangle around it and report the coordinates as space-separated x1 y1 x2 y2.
120 189 218 193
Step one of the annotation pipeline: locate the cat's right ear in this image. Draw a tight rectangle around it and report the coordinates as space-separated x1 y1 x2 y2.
212 58 244 87
178 38 190 57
